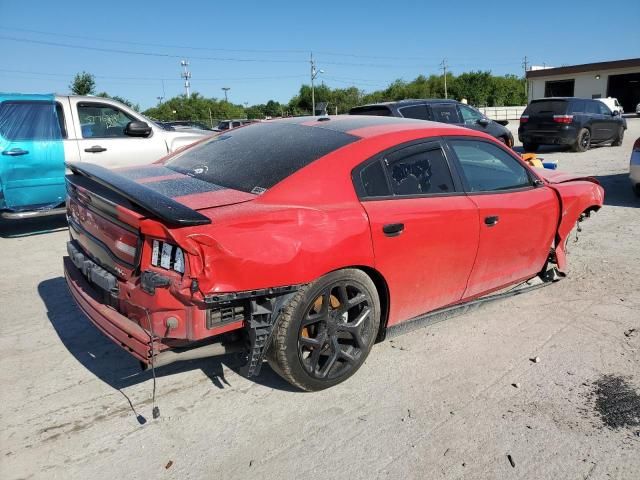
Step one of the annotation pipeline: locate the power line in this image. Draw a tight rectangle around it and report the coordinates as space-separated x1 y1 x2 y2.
0 68 307 83
0 26 486 63
0 34 440 69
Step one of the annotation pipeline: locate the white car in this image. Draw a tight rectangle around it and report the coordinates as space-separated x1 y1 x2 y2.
631 137 640 197
596 97 624 115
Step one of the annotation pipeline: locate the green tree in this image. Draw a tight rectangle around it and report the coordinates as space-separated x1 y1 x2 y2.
96 92 140 111
69 72 96 96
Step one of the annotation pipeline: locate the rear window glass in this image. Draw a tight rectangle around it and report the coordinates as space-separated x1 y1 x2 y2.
166 122 358 193
0 100 63 141
524 100 568 115
349 106 392 116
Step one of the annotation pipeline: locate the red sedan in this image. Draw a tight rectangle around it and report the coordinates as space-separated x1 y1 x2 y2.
63 116 604 391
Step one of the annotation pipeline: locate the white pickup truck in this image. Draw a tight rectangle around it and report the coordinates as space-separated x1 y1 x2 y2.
0 93 211 219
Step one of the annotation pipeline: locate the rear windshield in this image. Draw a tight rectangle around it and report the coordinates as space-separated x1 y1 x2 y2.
165 122 358 193
349 106 392 116
524 100 568 115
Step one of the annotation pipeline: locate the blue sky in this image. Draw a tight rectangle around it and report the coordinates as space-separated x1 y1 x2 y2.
1 0 638 110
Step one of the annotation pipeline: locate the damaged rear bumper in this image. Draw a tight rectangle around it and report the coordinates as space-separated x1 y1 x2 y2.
64 256 168 363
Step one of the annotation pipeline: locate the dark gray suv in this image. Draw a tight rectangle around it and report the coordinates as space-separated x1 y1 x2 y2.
349 99 514 147
518 97 626 152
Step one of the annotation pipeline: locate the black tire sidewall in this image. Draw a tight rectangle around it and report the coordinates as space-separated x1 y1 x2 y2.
273 269 381 391
574 128 590 152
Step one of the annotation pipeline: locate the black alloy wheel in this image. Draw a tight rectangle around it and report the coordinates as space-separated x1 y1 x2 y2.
268 269 380 391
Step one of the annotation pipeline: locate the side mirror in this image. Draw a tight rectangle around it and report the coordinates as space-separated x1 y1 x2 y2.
477 118 490 127
612 110 619 117
496 119 509 126
124 121 152 137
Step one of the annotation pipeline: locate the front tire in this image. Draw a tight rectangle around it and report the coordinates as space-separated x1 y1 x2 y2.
573 128 591 152
268 269 381 391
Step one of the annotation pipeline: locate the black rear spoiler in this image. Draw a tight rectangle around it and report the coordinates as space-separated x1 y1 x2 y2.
66 162 212 226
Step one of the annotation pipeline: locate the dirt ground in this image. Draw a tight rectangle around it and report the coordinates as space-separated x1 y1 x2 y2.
1 118 639 480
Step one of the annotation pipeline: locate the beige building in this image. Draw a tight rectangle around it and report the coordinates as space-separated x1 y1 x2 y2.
526 58 640 112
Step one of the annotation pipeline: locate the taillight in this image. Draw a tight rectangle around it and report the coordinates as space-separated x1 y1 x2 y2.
520 115 529 123
633 138 640 151
553 114 573 124
151 240 185 274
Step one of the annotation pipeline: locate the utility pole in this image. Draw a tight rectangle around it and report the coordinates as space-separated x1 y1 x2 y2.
180 60 191 98
222 87 230 102
440 58 448 99
310 52 323 116
156 96 164 105
522 55 529 100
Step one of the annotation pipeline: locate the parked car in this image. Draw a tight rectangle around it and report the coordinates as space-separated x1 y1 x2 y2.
518 97 626 152
596 97 624 115
631 137 640 197
64 116 603 391
0 94 211 219
349 99 515 147
217 119 255 131
158 120 216 132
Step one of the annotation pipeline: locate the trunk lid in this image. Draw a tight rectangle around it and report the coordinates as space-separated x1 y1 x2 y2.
66 163 256 280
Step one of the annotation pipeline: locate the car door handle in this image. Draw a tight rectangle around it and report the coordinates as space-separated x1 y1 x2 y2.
484 215 499 226
383 223 404 237
2 148 29 156
84 145 107 153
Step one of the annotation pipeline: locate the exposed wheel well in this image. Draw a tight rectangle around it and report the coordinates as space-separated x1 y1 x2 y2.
351 266 390 342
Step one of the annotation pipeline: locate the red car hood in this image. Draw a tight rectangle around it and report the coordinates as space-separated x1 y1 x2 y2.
536 169 599 185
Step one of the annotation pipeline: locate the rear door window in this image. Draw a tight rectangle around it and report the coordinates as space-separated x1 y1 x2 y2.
568 100 586 114
398 105 430 120
449 139 532 192
0 100 62 141
429 104 462 124
385 146 455 196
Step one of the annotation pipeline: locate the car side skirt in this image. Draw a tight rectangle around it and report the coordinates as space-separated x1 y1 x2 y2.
384 274 558 340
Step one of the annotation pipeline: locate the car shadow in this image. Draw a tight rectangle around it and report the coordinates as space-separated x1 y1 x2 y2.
513 145 572 155
595 173 639 208
38 277 299 396
0 214 68 238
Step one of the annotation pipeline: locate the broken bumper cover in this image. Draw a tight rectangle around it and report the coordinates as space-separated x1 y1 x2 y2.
63 256 169 364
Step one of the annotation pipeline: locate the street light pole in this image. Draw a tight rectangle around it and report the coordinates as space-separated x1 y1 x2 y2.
222 87 230 102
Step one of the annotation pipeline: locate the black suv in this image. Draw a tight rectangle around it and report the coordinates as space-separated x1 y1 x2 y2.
349 99 514 146
518 97 626 152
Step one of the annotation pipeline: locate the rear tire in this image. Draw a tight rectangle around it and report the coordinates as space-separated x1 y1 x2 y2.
612 127 624 147
573 128 591 152
523 142 538 152
268 269 380 391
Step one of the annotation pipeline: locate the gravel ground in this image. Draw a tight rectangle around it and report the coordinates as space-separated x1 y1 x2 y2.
1 119 639 480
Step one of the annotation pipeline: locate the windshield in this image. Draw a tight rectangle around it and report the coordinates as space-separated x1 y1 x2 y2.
165 122 358 193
